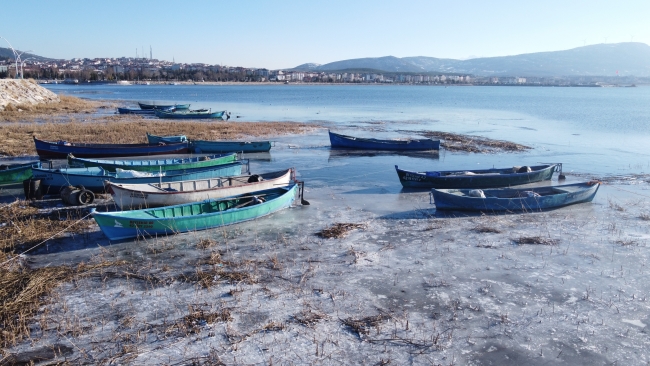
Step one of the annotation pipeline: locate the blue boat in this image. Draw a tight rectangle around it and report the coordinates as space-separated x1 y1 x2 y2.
32 161 247 194
138 102 190 110
33 137 189 159
146 133 271 153
396 164 558 189
430 182 600 211
155 109 226 119
329 130 440 151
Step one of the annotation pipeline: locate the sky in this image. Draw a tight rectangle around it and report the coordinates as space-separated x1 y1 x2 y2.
1 0 649 69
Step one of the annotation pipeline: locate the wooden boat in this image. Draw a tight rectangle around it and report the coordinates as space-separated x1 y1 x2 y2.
117 107 156 115
67 152 237 172
107 168 294 209
329 130 440 151
147 133 271 153
154 109 226 119
33 137 189 159
395 164 557 189
138 102 190 110
0 161 41 185
91 184 298 241
32 162 246 194
431 181 600 211
145 133 187 143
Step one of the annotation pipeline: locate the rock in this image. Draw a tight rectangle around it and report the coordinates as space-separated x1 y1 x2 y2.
0 79 60 111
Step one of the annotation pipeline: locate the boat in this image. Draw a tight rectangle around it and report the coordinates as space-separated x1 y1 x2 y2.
147 133 272 153
33 136 189 159
0 161 41 185
138 102 190 110
117 107 156 115
329 130 440 151
91 184 298 241
154 109 226 119
395 164 558 189
107 168 294 209
430 181 600 211
32 161 247 194
145 133 188 143
67 152 237 172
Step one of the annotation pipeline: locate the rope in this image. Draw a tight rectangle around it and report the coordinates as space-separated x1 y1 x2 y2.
602 182 650 200
0 212 93 267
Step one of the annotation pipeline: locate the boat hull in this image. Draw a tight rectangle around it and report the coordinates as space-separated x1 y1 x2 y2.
92 185 297 241
191 140 272 153
146 133 188 143
0 161 41 185
396 164 557 189
117 108 156 115
431 182 600 211
68 153 237 172
154 110 226 119
34 137 189 159
329 131 439 150
32 162 245 194
108 169 294 209
138 103 190 110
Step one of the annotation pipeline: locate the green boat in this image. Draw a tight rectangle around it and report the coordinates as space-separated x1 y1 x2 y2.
67 153 237 172
91 184 298 241
0 161 41 185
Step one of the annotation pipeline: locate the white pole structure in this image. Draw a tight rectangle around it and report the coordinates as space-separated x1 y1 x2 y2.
0 36 19 78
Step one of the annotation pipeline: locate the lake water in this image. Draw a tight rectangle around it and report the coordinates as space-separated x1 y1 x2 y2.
44 84 650 176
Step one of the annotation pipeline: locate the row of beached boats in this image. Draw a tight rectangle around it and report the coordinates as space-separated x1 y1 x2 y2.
328 130 600 211
1 133 301 241
117 102 227 119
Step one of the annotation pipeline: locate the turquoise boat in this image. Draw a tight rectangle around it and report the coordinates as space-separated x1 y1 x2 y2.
0 161 41 185
146 133 272 153
145 133 187 143
32 162 247 194
67 153 237 172
91 184 298 241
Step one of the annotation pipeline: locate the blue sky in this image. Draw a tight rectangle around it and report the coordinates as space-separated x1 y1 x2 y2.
1 0 648 69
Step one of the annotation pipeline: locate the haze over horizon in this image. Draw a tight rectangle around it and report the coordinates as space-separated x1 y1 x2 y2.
1 0 649 69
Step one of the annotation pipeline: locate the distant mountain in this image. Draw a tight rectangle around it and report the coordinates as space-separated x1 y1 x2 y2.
0 47 53 62
292 43 650 77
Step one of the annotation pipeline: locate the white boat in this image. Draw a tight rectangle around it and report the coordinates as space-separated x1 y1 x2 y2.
106 168 294 210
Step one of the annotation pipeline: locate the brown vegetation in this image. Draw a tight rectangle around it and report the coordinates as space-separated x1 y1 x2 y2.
0 117 311 156
317 223 366 239
399 130 531 153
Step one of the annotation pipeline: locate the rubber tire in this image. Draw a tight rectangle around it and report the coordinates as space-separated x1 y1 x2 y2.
77 190 95 205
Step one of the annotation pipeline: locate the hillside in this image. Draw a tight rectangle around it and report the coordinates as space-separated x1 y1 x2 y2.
0 47 53 62
293 43 650 77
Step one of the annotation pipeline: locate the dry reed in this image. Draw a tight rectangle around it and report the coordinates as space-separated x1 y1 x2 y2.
400 130 530 153
0 118 311 156
513 236 559 246
317 223 366 239
1 95 102 122
0 260 126 347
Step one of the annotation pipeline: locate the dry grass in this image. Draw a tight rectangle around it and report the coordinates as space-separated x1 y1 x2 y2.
0 260 126 347
0 117 311 156
0 200 93 260
317 223 366 239
401 130 530 153
513 236 559 246
341 314 391 338
1 95 102 122
473 226 502 233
